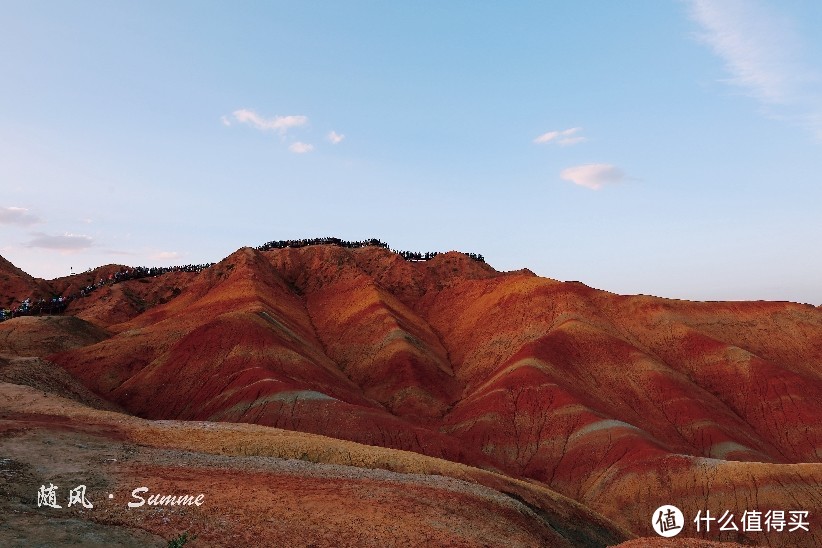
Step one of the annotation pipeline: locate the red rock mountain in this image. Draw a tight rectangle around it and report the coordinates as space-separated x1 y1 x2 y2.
2 245 820 546
0 254 52 307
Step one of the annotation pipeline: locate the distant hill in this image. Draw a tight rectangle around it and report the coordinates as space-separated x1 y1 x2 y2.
0 254 52 307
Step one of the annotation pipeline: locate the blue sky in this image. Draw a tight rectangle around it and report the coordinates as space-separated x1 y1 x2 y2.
2 1 821 303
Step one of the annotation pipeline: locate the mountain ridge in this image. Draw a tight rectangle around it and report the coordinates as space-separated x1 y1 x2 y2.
1 244 820 545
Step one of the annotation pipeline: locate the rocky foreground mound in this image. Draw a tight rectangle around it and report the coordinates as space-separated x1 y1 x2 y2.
0 383 627 546
1 244 820 546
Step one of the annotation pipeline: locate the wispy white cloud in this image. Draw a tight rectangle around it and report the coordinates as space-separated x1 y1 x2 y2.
560 164 625 190
288 142 314 154
688 0 822 138
0 206 40 226
534 127 586 146
220 115 232 127
152 251 181 261
231 109 308 134
327 130 345 144
557 136 586 146
102 249 136 256
25 232 93 252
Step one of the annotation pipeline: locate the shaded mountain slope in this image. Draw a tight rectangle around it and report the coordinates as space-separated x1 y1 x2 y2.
0 315 109 357
0 254 52 307
0 356 121 411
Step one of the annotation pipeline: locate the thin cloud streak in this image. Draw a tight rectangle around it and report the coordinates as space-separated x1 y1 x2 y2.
232 109 308 134
25 232 93 252
534 127 586 146
152 251 181 260
688 0 822 138
0 206 41 226
101 249 137 256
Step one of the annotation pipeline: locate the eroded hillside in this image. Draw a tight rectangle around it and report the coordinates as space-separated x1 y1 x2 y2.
2 244 820 546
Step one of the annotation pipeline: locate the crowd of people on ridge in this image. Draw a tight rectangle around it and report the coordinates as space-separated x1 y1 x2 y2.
255 237 485 263
1 237 485 322
0 263 213 322
256 237 389 251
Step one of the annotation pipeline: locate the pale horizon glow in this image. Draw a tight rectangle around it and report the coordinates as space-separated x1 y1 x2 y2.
1 2 820 303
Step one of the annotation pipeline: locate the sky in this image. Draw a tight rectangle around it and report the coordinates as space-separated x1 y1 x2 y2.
2 1 821 303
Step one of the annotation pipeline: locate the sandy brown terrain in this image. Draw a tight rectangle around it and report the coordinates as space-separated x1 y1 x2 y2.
0 383 628 546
